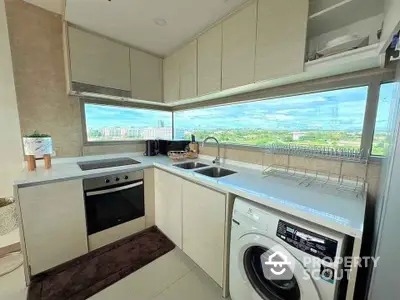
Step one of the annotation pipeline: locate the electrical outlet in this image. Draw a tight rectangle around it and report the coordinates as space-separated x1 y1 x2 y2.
52 148 60 157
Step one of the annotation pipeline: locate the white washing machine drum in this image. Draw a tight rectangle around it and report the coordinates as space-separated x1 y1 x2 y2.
236 233 321 300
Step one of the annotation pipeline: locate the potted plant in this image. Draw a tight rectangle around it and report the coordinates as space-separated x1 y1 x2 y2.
23 131 52 158
23 131 53 170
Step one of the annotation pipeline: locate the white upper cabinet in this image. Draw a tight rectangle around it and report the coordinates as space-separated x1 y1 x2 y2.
255 0 308 81
68 27 131 91
163 52 180 103
198 23 222 96
130 48 163 102
178 40 198 99
222 1 257 90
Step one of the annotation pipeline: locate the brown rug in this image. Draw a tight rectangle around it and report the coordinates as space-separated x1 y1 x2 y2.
28 226 175 300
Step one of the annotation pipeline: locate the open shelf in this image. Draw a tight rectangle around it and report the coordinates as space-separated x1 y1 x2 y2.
305 44 383 73
308 0 383 37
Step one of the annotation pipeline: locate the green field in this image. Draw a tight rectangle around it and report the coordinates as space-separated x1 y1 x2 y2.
87 128 389 156
182 130 389 156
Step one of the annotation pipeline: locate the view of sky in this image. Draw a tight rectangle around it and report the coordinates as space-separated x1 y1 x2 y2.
85 105 172 129
175 84 396 132
85 83 397 133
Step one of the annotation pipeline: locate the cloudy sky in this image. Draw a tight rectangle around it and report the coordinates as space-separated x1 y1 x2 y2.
85 83 397 132
85 104 172 129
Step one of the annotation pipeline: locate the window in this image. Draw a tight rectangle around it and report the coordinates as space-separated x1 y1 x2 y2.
84 103 173 142
372 82 399 156
174 86 369 149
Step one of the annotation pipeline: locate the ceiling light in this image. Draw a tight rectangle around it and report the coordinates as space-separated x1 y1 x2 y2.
154 18 168 26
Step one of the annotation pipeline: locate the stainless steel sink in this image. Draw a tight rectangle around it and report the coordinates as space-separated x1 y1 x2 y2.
173 162 209 170
195 167 237 178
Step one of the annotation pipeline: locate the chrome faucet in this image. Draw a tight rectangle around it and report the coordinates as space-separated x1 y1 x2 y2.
202 136 220 165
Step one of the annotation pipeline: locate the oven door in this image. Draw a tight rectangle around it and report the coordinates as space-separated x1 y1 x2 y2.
84 179 145 235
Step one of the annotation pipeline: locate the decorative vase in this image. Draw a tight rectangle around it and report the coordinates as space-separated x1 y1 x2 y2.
22 137 53 171
22 137 52 158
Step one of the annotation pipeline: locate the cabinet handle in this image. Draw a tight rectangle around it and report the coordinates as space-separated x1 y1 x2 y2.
86 181 143 196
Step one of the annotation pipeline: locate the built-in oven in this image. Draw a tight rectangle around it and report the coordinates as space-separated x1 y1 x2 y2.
83 170 145 235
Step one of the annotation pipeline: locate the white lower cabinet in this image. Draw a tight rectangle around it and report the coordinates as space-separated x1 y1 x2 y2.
182 180 226 287
154 169 227 287
154 169 183 248
18 180 88 276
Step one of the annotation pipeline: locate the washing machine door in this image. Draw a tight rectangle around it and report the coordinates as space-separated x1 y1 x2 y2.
236 233 321 300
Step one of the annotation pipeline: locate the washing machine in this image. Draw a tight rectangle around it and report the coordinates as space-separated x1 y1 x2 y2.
230 197 348 300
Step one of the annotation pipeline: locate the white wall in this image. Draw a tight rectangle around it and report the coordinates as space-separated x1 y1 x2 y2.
0 0 23 197
368 62 400 300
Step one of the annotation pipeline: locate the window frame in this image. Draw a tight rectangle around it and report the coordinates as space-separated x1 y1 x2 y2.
174 85 371 153
81 69 395 160
369 80 397 158
81 98 173 146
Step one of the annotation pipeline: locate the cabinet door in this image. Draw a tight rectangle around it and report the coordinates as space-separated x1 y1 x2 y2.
154 169 182 248
182 180 226 286
163 52 180 103
68 27 131 91
255 0 308 81
198 24 222 96
179 40 198 99
18 180 88 275
130 48 163 102
222 1 257 90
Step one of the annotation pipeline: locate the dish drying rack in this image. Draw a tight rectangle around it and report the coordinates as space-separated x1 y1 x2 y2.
262 145 368 197
264 144 368 163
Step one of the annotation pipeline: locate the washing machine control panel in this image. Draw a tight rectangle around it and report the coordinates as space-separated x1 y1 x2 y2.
276 220 338 260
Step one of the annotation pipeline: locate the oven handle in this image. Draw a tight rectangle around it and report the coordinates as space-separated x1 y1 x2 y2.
86 181 144 197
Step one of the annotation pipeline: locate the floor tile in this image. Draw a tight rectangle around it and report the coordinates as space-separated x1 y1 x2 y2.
89 248 193 300
151 293 167 300
0 248 213 300
0 266 27 300
157 267 225 300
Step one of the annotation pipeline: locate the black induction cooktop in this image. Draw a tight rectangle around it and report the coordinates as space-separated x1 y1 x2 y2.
77 157 141 171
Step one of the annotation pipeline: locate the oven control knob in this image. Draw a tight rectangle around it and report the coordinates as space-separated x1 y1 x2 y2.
105 179 110 184
124 175 129 180
115 177 120 182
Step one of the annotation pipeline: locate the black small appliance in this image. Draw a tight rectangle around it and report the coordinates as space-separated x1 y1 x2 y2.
158 140 191 155
144 140 159 156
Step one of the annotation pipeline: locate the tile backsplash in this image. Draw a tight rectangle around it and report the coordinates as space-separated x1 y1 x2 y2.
83 143 146 156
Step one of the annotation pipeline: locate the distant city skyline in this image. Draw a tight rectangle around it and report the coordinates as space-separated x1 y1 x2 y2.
85 83 396 135
87 125 184 141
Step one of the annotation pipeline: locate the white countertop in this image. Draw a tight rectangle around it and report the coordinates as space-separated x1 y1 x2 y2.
14 152 366 238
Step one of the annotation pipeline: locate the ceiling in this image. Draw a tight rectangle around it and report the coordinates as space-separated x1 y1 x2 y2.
24 0 64 14
64 0 249 57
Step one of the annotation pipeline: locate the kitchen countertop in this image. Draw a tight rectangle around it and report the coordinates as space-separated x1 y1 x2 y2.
14 152 366 238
